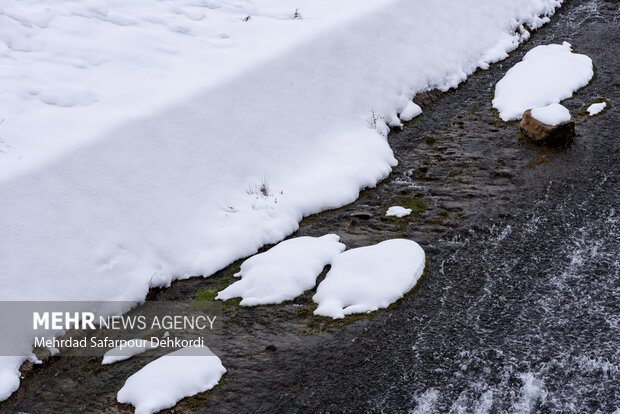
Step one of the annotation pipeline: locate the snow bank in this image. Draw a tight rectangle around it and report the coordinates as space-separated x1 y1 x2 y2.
313 239 426 319
587 101 608 116
493 42 593 121
386 206 413 218
0 357 21 401
216 235 345 305
0 0 564 399
531 103 571 126
117 347 225 414
102 339 157 365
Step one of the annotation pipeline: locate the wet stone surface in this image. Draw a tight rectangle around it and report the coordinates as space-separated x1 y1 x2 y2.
2 0 619 412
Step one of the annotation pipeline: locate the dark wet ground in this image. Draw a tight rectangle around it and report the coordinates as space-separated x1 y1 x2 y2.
2 0 618 412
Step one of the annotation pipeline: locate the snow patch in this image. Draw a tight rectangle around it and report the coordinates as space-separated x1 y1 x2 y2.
586 101 608 116
386 206 413 217
313 239 425 319
493 42 593 121
102 339 157 365
117 346 225 414
216 235 345 306
399 101 423 122
531 103 571 126
0 357 22 401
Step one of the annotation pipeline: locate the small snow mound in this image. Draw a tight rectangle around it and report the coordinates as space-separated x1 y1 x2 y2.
102 339 157 365
493 42 593 121
386 206 412 217
586 101 608 116
313 239 425 319
399 101 422 122
531 103 571 126
216 235 345 306
117 346 226 414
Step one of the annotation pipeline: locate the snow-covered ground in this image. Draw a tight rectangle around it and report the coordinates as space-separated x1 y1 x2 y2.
116 346 226 414
493 42 593 121
0 0 565 401
531 103 571 126
216 235 345 305
313 239 426 319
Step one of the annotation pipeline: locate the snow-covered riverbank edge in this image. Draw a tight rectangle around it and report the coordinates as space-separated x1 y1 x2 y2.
0 0 563 401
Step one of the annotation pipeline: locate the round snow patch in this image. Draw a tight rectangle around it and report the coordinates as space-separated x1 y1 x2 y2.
313 239 425 319
117 347 225 414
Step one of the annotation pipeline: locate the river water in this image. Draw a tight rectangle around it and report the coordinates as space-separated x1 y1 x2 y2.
268 1 620 412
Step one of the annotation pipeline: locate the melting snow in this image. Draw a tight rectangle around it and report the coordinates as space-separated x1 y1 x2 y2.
531 103 571 126
386 206 413 218
399 102 423 122
586 101 608 116
216 235 345 305
493 42 593 121
0 357 22 401
313 239 426 319
117 346 226 414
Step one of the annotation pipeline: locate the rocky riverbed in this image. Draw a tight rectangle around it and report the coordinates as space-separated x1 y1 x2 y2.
2 0 618 412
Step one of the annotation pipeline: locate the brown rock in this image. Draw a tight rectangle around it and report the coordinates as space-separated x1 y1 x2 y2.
519 109 574 145
413 89 442 107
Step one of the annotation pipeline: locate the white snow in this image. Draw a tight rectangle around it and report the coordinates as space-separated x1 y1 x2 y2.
102 339 158 365
0 0 565 399
313 239 426 319
0 357 21 401
530 103 571 126
399 102 423 122
586 101 608 116
493 42 593 121
386 206 413 218
216 235 345 305
117 346 225 414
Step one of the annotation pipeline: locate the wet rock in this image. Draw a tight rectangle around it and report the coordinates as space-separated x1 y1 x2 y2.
19 360 34 375
350 211 373 220
413 89 443 107
493 169 513 178
519 109 574 145
19 348 53 375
